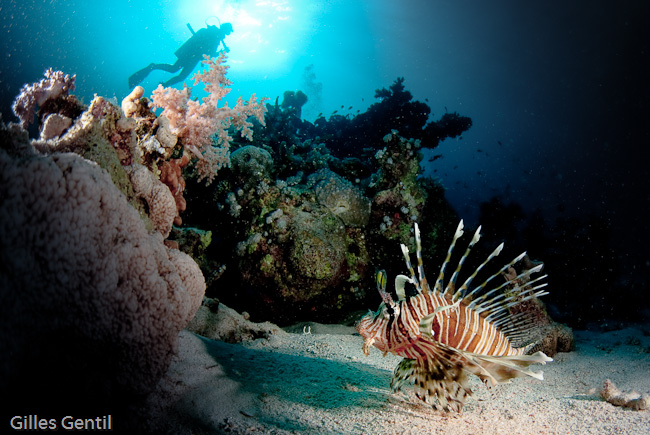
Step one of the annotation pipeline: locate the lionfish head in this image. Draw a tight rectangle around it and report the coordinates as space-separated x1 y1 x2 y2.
356 270 400 355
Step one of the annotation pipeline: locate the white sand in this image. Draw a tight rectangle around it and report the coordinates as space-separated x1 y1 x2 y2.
151 324 650 434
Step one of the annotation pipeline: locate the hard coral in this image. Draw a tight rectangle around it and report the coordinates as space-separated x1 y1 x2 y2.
307 169 371 227
230 145 274 188
122 85 145 118
0 141 205 414
127 163 177 238
150 54 268 183
32 95 137 199
160 153 190 226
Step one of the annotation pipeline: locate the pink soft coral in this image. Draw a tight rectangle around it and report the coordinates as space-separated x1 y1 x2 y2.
12 68 76 129
150 54 267 183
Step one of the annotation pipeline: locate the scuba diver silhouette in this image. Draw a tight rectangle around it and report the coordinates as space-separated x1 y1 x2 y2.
128 22 233 89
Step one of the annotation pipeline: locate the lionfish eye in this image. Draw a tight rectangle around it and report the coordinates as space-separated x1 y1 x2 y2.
382 304 397 319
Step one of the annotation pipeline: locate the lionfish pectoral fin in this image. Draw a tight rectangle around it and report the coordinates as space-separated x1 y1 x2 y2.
464 351 553 386
390 349 473 412
362 336 375 356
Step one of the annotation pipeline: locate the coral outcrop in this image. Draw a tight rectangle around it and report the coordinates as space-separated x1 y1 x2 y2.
0 135 205 414
181 89 466 324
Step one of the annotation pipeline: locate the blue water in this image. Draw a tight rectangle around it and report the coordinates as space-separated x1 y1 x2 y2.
1 0 648 309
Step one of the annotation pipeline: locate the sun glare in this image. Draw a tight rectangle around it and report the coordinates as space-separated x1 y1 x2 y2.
175 0 308 72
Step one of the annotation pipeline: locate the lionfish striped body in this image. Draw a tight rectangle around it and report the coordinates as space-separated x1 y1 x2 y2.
356 221 552 411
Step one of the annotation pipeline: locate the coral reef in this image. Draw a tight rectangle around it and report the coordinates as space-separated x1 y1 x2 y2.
179 78 474 324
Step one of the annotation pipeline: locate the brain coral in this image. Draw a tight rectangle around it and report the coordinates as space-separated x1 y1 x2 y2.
307 169 371 227
0 141 205 414
230 145 274 186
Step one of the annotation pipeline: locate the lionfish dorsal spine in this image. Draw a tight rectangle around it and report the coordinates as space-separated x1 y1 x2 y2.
394 274 412 300
400 243 421 294
451 239 503 303
470 263 547 315
474 275 548 321
414 223 429 293
445 225 482 298
464 251 529 309
482 279 549 317
434 220 465 294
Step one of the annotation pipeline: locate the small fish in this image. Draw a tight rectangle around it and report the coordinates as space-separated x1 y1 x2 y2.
428 154 443 162
356 221 552 411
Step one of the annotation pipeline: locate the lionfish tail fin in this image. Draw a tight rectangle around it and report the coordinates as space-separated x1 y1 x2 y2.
465 351 553 386
391 357 472 412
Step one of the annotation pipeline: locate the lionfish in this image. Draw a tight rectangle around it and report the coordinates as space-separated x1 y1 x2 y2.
356 221 552 411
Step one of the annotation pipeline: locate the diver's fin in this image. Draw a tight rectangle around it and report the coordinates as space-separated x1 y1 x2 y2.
128 64 154 89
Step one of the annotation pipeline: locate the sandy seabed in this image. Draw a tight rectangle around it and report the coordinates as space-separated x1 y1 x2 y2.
150 324 650 434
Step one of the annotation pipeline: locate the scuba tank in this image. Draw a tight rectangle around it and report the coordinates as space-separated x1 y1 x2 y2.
174 17 224 59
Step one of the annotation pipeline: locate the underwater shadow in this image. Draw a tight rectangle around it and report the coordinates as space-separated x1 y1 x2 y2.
197 335 393 411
